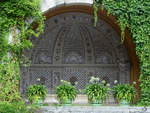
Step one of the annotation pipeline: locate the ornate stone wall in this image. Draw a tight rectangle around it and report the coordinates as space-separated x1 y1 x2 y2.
21 13 130 102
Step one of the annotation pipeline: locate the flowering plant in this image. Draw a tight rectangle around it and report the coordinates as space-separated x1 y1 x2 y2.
26 84 48 104
113 81 137 104
85 76 110 104
55 80 77 104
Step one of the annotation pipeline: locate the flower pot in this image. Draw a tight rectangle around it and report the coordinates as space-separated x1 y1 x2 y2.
62 99 72 106
120 100 129 107
92 100 102 106
37 98 43 106
33 96 43 106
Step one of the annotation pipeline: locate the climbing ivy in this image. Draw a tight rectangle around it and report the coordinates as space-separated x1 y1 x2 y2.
0 56 21 102
0 0 45 102
0 0 150 106
94 0 150 106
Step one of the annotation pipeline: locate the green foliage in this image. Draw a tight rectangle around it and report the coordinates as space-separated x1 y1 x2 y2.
0 0 45 103
0 0 45 60
139 76 150 106
55 80 77 104
113 84 137 104
0 101 35 113
93 0 99 27
26 85 48 104
0 56 21 102
85 77 109 104
93 0 103 27
94 0 150 106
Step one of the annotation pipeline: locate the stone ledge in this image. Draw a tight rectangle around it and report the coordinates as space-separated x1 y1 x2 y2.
44 94 118 105
36 106 150 113
44 94 89 104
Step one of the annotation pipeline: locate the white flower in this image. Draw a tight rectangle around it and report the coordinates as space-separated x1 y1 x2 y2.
91 76 95 80
133 81 136 85
89 76 95 82
36 78 40 81
114 80 118 84
60 80 64 82
106 83 110 87
75 81 78 85
89 79 94 83
95 77 100 81
89 76 100 83
101 80 106 84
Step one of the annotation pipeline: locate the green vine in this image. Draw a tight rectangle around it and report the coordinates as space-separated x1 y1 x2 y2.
0 0 150 107
94 0 150 106
93 0 100 27
0 0 45 102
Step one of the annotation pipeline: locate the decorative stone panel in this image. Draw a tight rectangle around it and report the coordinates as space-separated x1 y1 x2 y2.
21 13 130 104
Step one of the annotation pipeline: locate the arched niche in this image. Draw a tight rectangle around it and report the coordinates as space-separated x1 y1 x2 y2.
43 4 140 95
20 5 140 102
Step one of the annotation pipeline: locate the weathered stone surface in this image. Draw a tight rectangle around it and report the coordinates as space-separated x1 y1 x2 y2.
35 106 150 113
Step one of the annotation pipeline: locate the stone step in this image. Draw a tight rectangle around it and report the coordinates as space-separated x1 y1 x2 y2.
35 106 150 113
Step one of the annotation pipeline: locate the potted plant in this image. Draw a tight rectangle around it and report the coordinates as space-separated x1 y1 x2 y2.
55 80 77 106
84 76 110 106
26 84 48 105
113 82 137 106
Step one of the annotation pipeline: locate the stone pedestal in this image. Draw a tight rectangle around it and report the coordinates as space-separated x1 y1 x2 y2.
44 94 88 104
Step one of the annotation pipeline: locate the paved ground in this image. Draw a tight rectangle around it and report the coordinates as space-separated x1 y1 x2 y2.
35 106 150 113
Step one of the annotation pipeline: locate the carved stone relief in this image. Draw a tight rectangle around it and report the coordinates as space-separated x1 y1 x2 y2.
20 13 130 104
34 50 52 64
65 52 83 64
95 51 112 64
